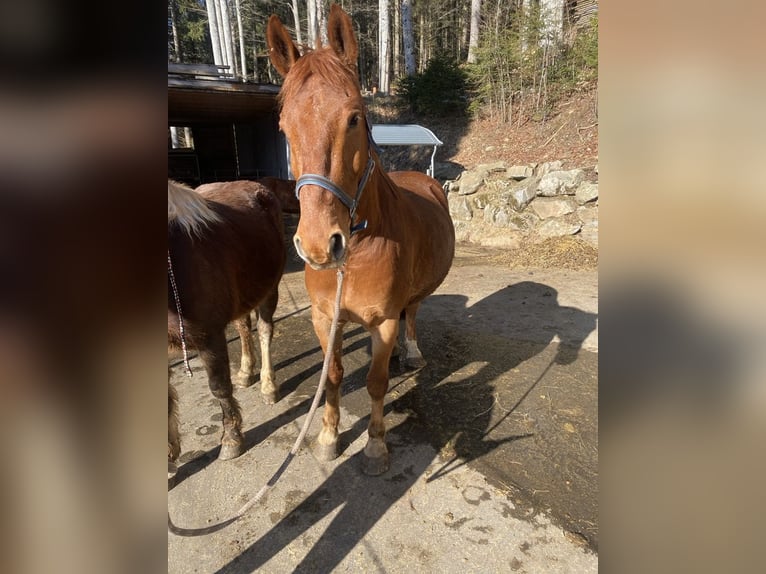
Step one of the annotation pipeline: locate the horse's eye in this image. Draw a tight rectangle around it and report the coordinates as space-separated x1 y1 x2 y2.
348 114 360 128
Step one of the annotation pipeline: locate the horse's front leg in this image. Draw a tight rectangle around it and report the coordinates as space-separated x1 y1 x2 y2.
234 313 257 388
364 317 399 475
256 287 279 404
199 330 245 460
311 310 345 462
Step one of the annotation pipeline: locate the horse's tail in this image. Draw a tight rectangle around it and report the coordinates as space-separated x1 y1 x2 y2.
168 179 221 237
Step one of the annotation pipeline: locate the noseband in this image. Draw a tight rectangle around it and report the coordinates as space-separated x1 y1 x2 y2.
294 120 381 235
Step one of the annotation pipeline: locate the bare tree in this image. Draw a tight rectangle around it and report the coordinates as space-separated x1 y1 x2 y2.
401 0 416 76
307 0 319 48
219 0 236 72
234 0 247 79
378 0 390 93
169 0 182 62
206 0 224 65
467 0 481 64
291 0 303 48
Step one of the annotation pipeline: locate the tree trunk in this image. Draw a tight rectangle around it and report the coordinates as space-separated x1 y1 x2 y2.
253 37 260 82
219 0 236 74
206 0 224 65
378 0 391 93
291 0 303 48
234 0 247 79
307 0 318 49
418 11 425 72
393 1 400 79
169 0 182 63
540 0 564 45
467 0 481 64
318 1 328 46
401 0 416 76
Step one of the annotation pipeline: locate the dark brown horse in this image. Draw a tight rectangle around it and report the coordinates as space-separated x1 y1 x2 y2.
267 4 455 475
168 179 286 462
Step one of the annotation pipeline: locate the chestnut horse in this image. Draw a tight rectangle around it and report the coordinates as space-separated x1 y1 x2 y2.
267 4 455 475
168 179 286 462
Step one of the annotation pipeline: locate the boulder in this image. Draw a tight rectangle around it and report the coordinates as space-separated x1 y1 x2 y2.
537 218 582 238
530 197 578 219
507 178 538 211
537 169 585 197
457 168 487 195
536 160 563 176
448 194 473 221
506 164 535 180
575 181 598 204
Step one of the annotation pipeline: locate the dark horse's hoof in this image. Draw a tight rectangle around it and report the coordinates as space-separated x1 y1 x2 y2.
402 355 427 371
362 452 390 476
218 441 245 460
313 442 339 462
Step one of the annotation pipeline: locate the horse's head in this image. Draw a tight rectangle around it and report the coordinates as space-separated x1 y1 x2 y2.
268 4 372 270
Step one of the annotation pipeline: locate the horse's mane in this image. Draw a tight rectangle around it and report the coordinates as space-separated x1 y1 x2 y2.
278 47 362 109
168 179 221 237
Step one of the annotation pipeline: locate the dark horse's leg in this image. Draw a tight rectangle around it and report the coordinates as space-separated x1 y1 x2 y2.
363 318 399 475
168 369 180 463
311 309 345 462
234 313 258 388
402 302 426 370
199 330 245 460
256 286 279 404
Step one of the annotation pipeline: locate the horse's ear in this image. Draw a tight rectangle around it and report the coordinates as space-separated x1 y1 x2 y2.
267 15 300 77
327 4 358 70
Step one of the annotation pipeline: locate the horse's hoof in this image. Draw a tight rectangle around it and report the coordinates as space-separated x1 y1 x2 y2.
261 390 279 405
403 355 427 371
234 372 257 388
362 452 390 476
313 441 339 462
218 441 245 460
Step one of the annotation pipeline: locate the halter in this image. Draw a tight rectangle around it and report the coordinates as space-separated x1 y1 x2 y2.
294 119 382 235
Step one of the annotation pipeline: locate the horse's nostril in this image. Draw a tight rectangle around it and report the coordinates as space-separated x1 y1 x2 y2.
293 235 305 258
329 233 346 262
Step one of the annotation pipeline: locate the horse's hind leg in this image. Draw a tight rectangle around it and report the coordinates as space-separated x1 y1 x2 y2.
363 318 399 475
234 313 258 388
256 287 280 404
402 302 427 370
199 331 245 460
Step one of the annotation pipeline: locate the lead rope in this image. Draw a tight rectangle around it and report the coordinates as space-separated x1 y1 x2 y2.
168 268 345 537
168 250 193 377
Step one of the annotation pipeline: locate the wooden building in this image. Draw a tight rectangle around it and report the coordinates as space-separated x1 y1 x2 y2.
168 63 289 187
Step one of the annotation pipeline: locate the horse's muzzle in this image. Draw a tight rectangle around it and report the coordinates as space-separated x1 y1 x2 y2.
293 232 347 270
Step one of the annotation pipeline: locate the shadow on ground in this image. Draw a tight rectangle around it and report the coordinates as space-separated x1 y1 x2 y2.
202 279 597 572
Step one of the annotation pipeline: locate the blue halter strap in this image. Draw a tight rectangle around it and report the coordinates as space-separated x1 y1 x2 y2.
294 120 382 235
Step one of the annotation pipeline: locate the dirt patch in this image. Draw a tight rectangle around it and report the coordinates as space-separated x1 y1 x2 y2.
453 236 598 271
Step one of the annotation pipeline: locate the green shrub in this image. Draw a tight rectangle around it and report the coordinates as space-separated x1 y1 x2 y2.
395 56 470 117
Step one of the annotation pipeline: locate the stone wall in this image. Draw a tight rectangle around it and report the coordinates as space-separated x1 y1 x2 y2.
442 160 598 249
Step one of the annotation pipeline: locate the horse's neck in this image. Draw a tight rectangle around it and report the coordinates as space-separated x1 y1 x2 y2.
358 165 398 232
